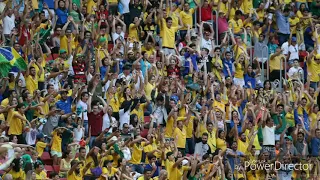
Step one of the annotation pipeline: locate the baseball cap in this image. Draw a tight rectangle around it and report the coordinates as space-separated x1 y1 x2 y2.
36 133 45 140
59 49 67 54
291 37 297 42
285 135 293 141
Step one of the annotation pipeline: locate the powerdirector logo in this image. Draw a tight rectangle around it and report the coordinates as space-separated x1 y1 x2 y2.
237 160 313 171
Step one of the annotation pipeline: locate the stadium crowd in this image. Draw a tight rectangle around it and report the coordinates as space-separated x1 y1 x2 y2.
0 0 319 179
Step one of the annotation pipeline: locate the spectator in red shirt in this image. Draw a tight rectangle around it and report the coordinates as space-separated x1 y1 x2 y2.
87 81 107 147
200 0 214 22
72 54 87 83
96 4 109 24
217 11 229 43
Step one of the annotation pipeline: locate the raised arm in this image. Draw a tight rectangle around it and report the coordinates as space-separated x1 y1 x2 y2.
87 79 98 112
116 16 126 34
25 60 36 77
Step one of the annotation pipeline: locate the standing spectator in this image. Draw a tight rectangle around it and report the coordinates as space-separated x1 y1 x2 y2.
269 47 286 81
199 0 214 22
275 5 291 45
87 82 104 147
260 109 283 159
194 132 211 160
179 2 197 40
111 16 126 45
55 0 69 26
306 51 320 89
288 37 300 65
160 15 182 55
77 92 89 135
1 3 22 38
311 128 320 156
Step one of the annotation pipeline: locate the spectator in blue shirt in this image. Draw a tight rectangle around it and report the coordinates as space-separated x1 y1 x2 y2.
226 141 245 173
276 7 290 45
55 0 69 26
311 129 320 156
304 27 314 50
56 90 74 114
222 51 234 77
244 59 260 89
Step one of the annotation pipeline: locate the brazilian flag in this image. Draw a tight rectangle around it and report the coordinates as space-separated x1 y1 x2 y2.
0 47 27 77
33 27 52 44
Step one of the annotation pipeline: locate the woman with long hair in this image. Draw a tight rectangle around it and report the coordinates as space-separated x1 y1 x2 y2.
85 146 100 177
59 150 73 177
69 2 82 25
4 158 25 179
55 0 69 26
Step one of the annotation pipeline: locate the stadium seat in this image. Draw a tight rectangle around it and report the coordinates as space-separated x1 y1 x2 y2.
141 116 151 138
53 165 60 173
144 116 151 123
44 165 54 177
48 54 59 61
25 151 32 156
41 152 53 165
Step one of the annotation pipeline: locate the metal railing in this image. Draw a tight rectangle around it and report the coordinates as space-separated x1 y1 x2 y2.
249 39 253 65
260 45 269 82
279 57 283 92
194 8 197 31
212 10 218 45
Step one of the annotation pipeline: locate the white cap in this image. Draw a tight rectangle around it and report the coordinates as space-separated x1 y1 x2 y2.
182 159 188 166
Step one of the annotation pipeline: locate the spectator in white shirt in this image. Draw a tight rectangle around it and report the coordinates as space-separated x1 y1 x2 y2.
287 59 304 81
288 37 299 66
111 16 126 44
118 64 132 82
77 92 89 135
281 41 289 56
132 63 144 90
200 22 214 52
194 133 211 160
1 5 20 37
260 110 282 160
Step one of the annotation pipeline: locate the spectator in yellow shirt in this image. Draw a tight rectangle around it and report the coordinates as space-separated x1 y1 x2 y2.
35 133 48 158
68 160 92 180
101 160 120 179
25 60 43 95
228 10 251 35
34 162 47 180
138 168 154 180
159 8 184 55
128 17 143 42
179 2 199 39
50 127 68 165
60 17 79 54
